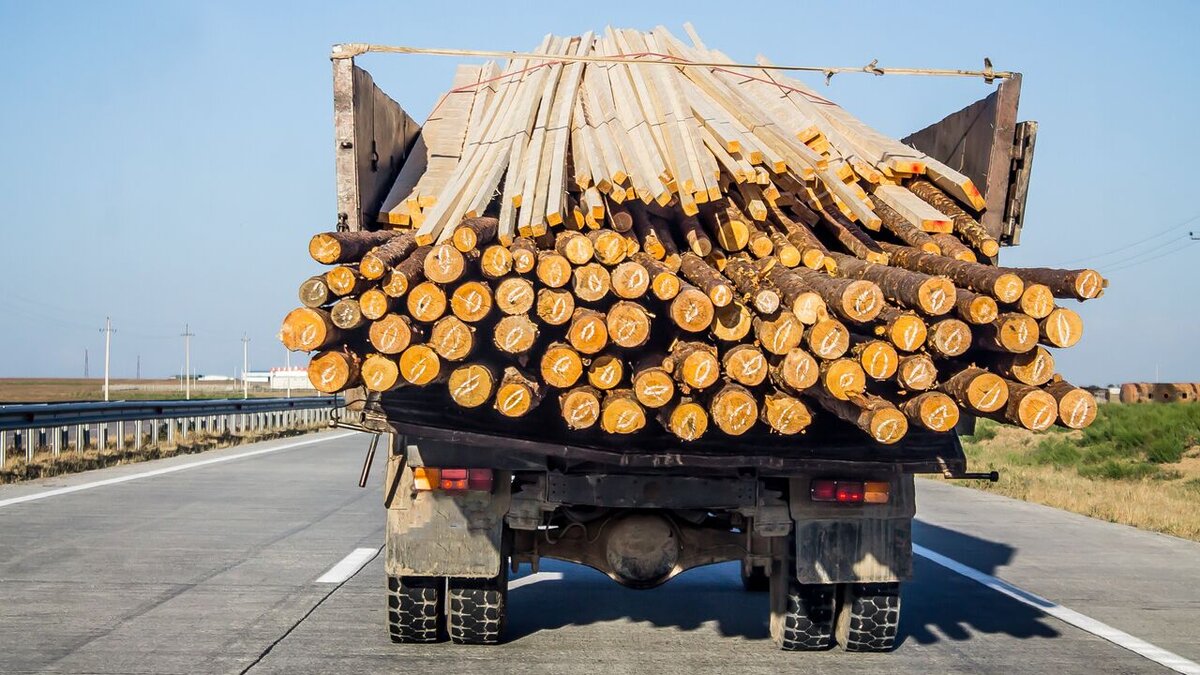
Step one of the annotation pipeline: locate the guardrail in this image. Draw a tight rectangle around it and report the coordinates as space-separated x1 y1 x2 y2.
0 396 340 468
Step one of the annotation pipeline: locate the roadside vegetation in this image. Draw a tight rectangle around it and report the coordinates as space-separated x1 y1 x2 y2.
955 402 1200 541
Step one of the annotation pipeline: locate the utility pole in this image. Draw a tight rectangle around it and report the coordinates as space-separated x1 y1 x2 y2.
136 354 140 380
241 334 250 399
285 347 292 398
181 324 194 400
100 318 115 402
84 349 89 378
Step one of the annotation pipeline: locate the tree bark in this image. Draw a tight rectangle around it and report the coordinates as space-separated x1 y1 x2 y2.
309 230 400 265
908 180 999 257
812 390 908 444
382 246 431 297
877 243 1024 302
828 253 955 316
451 216 499 253
360 232 419 280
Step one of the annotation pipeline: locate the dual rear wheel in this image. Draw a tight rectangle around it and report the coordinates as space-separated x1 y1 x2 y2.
761 562 901 652
387 570 508 645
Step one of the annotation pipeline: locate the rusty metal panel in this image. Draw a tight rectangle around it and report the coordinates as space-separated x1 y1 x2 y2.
385 468 511 578
794 517 913 584
1004 121 1038 245
332 59 420 232
902 75 1023 244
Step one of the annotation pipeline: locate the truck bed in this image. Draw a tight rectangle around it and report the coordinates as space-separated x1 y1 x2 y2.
372 388 964 475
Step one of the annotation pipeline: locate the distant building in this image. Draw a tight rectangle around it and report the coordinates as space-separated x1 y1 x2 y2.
198 374 235 382
269 367 314 390
243 371 271 384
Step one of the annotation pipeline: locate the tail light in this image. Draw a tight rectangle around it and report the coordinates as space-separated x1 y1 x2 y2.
413 467 494 493
811 479 890 504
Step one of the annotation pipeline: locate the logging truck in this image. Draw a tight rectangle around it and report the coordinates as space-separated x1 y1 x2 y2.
327 47 1036 651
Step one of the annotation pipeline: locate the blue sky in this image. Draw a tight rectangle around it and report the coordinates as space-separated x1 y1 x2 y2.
1 1 1197 385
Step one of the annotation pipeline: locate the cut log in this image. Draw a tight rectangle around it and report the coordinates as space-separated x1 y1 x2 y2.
451 280 495 322
359 288 393 321
1018 283 1055 320
722 344 769 387
900 392 959 432
560 385 602 429
767 232 802 268
666 341 721 392
382 246 432 297
406 282 448 323
632 364 676 408
805 318 851 360
977 313 1039 353
679 213 714 256
659 398 709 440
701 381 757 437
451 217 499 253
423 244 467 284
362 353 402 392
853 340 899 380
989 347 1055 386
954 289 998 325
588 229 628 264
724 257 781 315
611 260 651 299
820 358 867 400
298 275 332 308
995 380 1058 431
540 342 585 389
767 265 882 323
760 391 813 435
309 230 399 265
368 313 418 355
493 277 534 316
828 253 955 317
429 315 474 361
567 308 608 355
633 253 682 300
509 237 539 274
940 366 1008 414
772 348 820 393
555 230 595 265
896 354 937 391
536 251 573 288
536 288 575 326
1039 308 1083 348
813 391 908 445
307 349 361 393
587 353 625 390
679 253 734 307
493 314 539 355
606 301 653 349
878 243 1024 303
480 244 514 279
281 307 341 352
1006 267 1106 300
330 297 366 331
875 201 940 254
360 233 419 280
447 363 497 408
1044 379 1098 429
573 262 612 302
399 344 443 386
669 284 716 333
325 266 370 297
930 234 977 262
754 311 804 355
710 301 754 342
601 389 646 434
927 318 972 358
494 367 544 418
871 307 927 353
908 180 999 257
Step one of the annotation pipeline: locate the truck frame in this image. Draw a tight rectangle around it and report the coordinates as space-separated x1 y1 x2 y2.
328 48 1036 652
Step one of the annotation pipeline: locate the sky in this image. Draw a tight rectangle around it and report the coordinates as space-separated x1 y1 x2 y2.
1 0 1198 386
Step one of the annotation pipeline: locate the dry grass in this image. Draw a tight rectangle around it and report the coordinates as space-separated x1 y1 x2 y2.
953 410 1200 542
0 378 283 403
0 425 325 484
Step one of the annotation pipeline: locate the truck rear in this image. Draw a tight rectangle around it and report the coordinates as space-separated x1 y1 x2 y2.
322 42 1038 652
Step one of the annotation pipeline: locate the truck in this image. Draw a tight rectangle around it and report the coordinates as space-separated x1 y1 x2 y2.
327 45 1036 652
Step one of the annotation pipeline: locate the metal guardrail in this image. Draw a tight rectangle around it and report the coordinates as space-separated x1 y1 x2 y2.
0 396 340 469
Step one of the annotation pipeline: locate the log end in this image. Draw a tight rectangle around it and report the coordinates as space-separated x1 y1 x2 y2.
448 364 495 408
1057 387 1098 429
399 345 442 386
1041 308 1083 348
993 273 1025 304
560 387 602 430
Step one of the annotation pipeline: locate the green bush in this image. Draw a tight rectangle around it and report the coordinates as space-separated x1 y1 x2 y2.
1025 437 1082 468
963 418 999 443
1077 460 1161 481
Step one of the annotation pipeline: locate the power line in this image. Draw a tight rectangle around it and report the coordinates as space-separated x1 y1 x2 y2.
1093 234 1192 272
1104 239 1199 274
1058 211 1200 266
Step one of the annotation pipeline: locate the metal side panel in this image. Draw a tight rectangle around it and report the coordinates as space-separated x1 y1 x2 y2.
902 75 1025 246
385 466 512 578
332 59 419 232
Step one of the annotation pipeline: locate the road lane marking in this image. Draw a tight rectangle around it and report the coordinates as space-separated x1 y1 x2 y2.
0 432 359 510
509 571 565 590
317 547 381 583
914 543 1200 675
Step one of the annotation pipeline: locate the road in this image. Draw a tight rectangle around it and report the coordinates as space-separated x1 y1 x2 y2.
1 431 1198 674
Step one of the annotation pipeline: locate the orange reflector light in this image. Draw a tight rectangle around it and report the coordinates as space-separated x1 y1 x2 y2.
413 467 439 491
863 481 890 504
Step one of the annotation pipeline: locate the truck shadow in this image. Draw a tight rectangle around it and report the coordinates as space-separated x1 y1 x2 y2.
505 521 1061 646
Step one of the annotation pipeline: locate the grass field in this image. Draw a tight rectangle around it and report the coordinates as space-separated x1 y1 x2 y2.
955 402 1200 541
0 378 284 403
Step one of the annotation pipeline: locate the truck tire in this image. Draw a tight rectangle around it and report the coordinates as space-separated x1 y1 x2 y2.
770 571 836 651
446 572 508 645
835 582 901 652
386 576 442 643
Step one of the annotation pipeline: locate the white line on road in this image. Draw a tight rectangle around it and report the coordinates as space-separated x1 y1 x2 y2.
509 571 565 590
0 432 359 510
914 543 1200 675
317 547 381 584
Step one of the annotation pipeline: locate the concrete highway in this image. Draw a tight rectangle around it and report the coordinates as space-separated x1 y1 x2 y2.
1 431 1198 674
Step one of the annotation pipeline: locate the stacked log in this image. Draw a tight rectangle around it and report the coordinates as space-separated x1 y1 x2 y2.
281 27 1107 444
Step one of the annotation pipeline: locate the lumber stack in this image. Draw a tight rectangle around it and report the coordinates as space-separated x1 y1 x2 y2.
281 26 1107 445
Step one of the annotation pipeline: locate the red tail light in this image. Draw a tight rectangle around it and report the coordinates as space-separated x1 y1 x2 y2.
468 468 494 492
811 479 889 504
414 467 494 493
440 468 469 491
